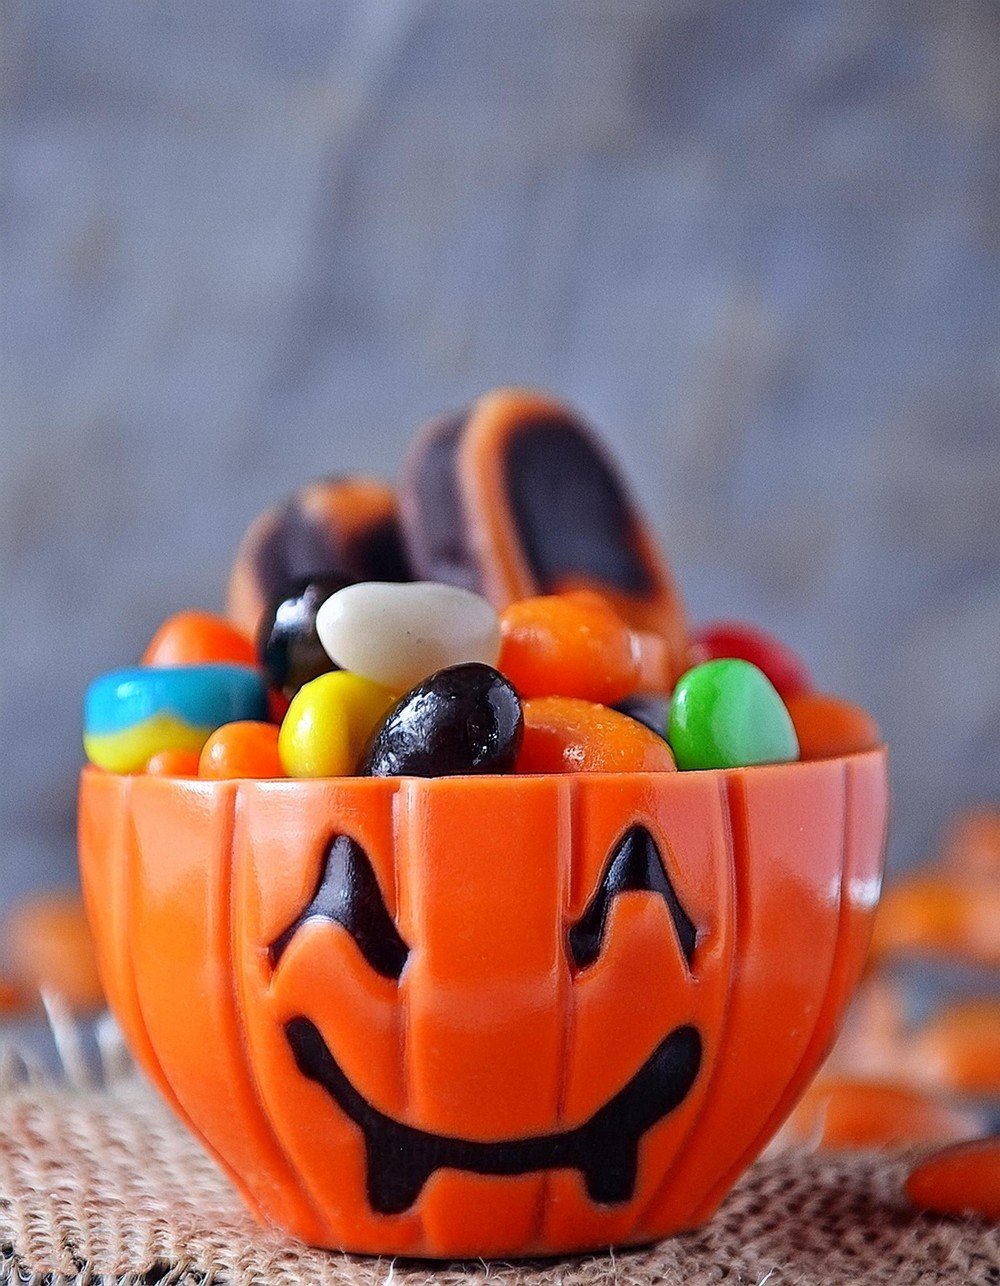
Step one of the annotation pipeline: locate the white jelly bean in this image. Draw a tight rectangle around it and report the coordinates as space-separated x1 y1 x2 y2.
316 581 501 692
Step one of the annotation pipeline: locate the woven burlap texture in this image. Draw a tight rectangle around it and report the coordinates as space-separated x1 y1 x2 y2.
0 1078 997 1286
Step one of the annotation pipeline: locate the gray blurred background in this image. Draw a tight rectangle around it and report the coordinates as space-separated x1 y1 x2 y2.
2 0 998 904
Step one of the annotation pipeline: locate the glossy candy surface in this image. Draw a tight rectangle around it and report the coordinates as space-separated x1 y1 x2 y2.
200 722 284 780
400 390 690 685
143 611 256 668
145 748 202 776
692 621 812 700
84 665 269 772
359 663 522 778
79 747 888 1256
227 477 411 640
518 697 676 774
669 659 799 772
279 672 397 778
257 576 350 699
906 1139 1000 1221
785 692 881 761
317 581 500 693
498 592 639 704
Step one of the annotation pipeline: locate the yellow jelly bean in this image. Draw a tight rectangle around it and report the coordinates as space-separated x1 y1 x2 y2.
278 671 397 777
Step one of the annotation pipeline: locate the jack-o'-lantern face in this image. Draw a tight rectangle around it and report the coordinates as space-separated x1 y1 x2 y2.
273 825 701 1217
78 755 888 1258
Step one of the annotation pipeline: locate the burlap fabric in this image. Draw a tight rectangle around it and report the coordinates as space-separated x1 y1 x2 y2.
0 1078 997 1285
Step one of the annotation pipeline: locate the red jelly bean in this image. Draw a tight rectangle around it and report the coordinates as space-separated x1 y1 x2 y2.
692 620 812 699
517 697 676 774
199 721 284 780
785 692 880 760
498 592 639 704
143 611 257 668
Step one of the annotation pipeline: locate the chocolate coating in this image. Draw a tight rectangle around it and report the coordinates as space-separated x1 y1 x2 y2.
359 663 523 778
399 413 481 591
504 419 653 595
257 576 351 699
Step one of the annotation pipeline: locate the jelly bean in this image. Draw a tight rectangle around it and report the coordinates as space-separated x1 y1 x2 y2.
692 620 812 699
84 665 269 772
784 692 880 760
7 894 104 1012
668 659 799 771
199 721 284 780
145 747 202 776
906 1139 1000 1221
907 1001 1000 1095
256 576 351 699
142 610 256 668
517 697 676 774
784 1078 981 1151
360 663 522 778
279 671 398 778
869 875 1000 966
942 807 1000 877
317 581 501 692
497 592 639 704
614 693 670 739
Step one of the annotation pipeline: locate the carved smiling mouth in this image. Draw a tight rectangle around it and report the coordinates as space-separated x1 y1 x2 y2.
286 1016 701 1215
277 823 703 1214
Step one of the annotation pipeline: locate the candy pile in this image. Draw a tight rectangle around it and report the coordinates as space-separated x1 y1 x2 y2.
83 389 880 781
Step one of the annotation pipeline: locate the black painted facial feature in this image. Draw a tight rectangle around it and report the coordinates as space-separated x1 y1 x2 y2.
275 825 703 1214
569 825 697 972
504 419 654 595
271 834 410 981
287 1015 701 1215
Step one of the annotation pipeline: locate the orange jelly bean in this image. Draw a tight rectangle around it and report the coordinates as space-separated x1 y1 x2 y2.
145 747 202 776
942 807 1000 878
143 610 257 668
784 1077 981 1151
784 691 880 760
199 721 284 780
908 1000 1000 1095
870 875 1000 966
498 592 639 704
7 894 105 1012
517 697 676 774
906 1138 1000 1221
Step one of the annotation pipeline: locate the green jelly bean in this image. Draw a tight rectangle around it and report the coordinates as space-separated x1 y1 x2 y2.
668 658 799 771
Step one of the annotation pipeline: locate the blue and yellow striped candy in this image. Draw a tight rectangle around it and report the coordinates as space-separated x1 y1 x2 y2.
84 664 269 772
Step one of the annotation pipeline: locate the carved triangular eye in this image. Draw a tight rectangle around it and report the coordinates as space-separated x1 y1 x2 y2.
569 825 697 972
271 834 410 981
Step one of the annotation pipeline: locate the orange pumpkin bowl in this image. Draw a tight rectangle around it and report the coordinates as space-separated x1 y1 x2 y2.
78 748 888 1258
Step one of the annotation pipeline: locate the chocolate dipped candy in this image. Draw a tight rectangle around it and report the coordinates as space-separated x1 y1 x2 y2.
228 477 411 640
359 663 522 777
83 664 269 772
257 576 351 699
316 581 500 693
668 659 799 771
400 389 689 683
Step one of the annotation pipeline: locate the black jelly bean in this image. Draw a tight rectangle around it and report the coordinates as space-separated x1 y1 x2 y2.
257 575 353 699
359 663 523 778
